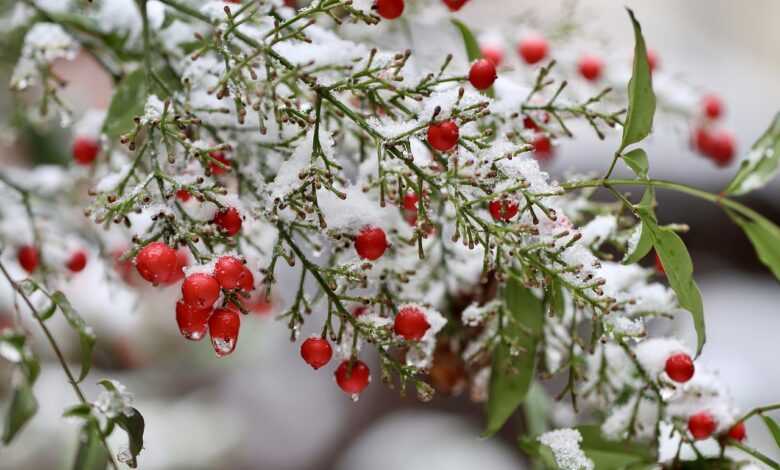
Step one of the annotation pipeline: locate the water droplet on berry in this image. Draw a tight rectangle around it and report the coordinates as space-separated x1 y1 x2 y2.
212 337 235 357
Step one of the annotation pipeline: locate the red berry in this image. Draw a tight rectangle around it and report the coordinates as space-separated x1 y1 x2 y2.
352 305 368 317
17 245 39 273
488 199 519 222
532 134 553 161
300 337 333 370
209 307 241 357
335 359 370 395
176 189 191 202
182 273 221 310
523 113 549 131
375 0 404 19
442 0 468 12
481 45 503 67
214 256 254 291
647 49 659 72
708 130 735 167
518 34 548 65
164 249 189 285
702 94 724 120
175 299 212 341
427 120 460 152
693 127 714 156
727 421 746 442
72 136 100 166
208 151 231 175
135 242 179 285
469 59 497 91
402 192 420 225
393 306 430 341
665 352 695 383
66 250 88 273
355 225 388 261
284 0 296 7
688 411 717 440
578 54 603 81
213 207 242 236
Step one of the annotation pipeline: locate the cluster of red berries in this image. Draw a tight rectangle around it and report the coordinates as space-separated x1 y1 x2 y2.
16 245 89 275
135 241 253 357
300 305 431 397
692 95 736 167
664 352 747 442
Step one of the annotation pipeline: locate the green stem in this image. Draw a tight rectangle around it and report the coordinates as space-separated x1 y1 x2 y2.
737 403 780 424
730 440 780 469
561 178 768 224
0 261 118 470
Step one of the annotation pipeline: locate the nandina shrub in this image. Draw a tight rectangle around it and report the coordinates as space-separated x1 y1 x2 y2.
1 1 779 469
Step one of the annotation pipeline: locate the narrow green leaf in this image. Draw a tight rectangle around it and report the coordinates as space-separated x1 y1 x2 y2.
623 187 655 265
63 403 93 419
725 112 780 196
761 414 780 448
578 425 654 469
484 278 544 436
729 211 780 282
72 421 109 470
51 291 96 383
451 19 495 98
2 380 38 444
639 213 706 355
39 302 57 321
114 408 145 468
518 436 557 468
622 148 649 179
619 9 656 153
103 68 146 139
451 19 481 62
0 331 40 385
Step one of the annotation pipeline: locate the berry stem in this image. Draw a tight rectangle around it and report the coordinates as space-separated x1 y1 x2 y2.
729 440 780 469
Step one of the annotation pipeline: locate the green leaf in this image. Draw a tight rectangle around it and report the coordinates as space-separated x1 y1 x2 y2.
451 19 495 98
0 330 40 385
72 420 109 470
729 211 780 282
2 380 38 444
523 382 550 438
51 291 96 383
484 277 544 436
639 212 706 355
622 148 649 179
103 68 147 139
761 414 780 448
518 436 557 469
114 408 145 468
623 187 655 265
618 9 656 153
451 19 481 62
63 403 93 419
578 425 655 469
725 112 780 196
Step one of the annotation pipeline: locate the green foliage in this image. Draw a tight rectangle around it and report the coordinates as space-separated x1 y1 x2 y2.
622 148 649 179
762 414 780 448
97 379 145 468
577 425 654 469
638 209 706 355
103 69 147 139
452 19 495 98
0 330 40 445
725 112 780 196
72 420 109 470
484 277 544 436
50 291 96 383
729 209 780 283
618 9 656 153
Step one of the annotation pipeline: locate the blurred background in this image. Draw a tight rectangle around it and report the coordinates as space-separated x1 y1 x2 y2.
1 0 779 468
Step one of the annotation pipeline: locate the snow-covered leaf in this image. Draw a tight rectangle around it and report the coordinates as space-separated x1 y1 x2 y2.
725 112 780 196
